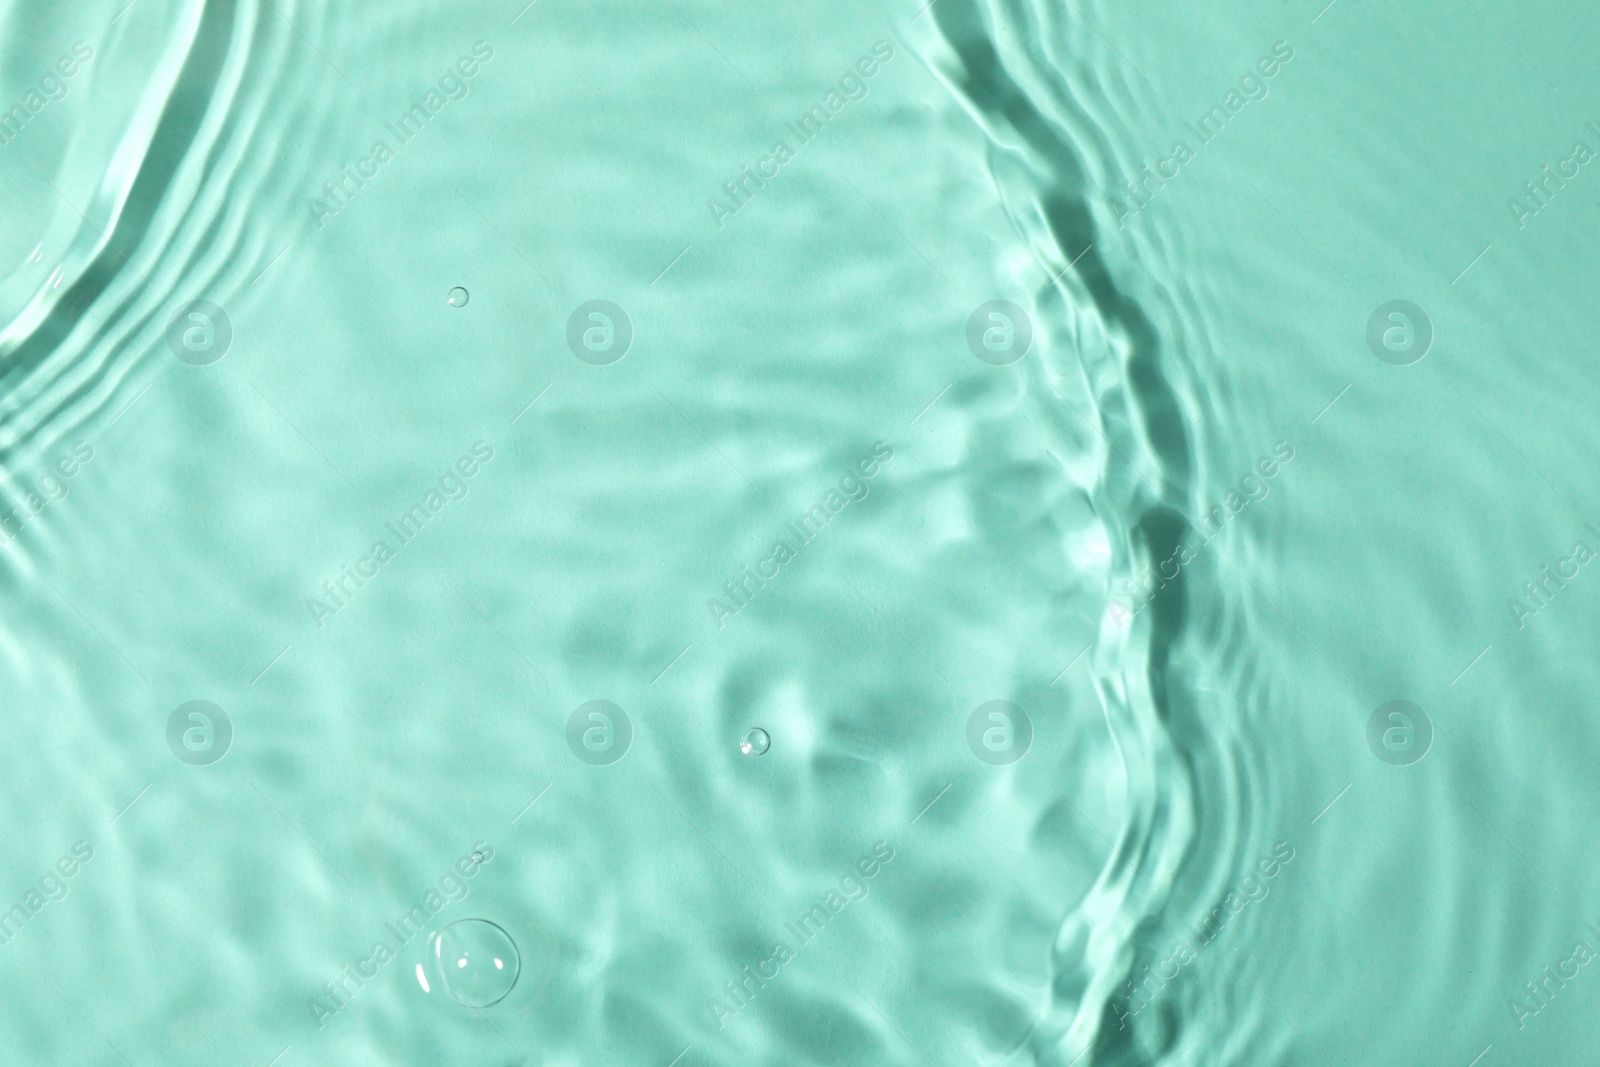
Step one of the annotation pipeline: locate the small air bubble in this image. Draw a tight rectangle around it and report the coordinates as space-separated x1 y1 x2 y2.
740 728 770 756
447 286 470 307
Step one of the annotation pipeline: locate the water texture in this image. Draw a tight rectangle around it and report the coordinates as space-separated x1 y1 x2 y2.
1 0 1597 1065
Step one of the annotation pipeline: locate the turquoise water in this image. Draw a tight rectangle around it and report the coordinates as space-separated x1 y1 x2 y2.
3 0 1598 1063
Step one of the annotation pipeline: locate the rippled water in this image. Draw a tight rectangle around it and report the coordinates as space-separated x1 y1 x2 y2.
4 0 1598 1064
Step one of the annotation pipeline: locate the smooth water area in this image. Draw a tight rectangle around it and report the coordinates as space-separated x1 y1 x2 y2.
2 0 1598 1064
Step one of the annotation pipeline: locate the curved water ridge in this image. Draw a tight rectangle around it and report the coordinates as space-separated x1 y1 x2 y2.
0 0 1299 1063
0 0 323 478
911 0 1238 1061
